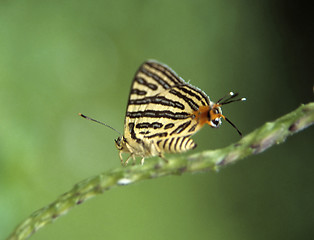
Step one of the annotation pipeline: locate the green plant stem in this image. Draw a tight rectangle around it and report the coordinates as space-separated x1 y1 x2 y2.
7 102 314 240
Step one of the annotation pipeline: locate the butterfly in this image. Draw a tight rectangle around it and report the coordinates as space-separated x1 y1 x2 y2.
112 60 246 165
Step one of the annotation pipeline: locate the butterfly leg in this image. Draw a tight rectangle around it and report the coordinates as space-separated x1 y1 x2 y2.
132 155 137 165
119 151 124 165
122 154 133 166
153 142 168 163
158 153 169 163
140 157 145 165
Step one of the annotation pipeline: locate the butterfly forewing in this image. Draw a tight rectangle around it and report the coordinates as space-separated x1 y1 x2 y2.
122 60 212 161
127 61 185 104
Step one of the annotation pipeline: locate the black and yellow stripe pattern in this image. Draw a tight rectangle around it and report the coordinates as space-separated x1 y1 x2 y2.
80 60 244 165
115 60 221 165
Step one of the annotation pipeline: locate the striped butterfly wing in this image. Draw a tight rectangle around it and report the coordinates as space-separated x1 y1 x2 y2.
127 60 185 99
124 60 211 156
133 84 211 153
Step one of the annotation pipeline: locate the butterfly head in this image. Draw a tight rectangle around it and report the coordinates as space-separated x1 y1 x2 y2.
208 104 224 128
207 92 246 136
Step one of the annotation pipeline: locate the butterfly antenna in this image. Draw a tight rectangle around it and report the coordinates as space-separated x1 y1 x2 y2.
217 92 246 136
79 113 122 136
217 92 233 104
219 92 246 105
224 117 242 136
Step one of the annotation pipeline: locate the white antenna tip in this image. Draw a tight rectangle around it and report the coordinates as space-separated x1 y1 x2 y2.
229 91 234 96
241 97 247 101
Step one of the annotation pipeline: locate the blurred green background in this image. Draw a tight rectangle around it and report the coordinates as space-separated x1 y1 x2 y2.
1 1 313 239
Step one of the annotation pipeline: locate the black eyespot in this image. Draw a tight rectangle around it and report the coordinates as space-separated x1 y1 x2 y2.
115 137 121 145
115 137 123 150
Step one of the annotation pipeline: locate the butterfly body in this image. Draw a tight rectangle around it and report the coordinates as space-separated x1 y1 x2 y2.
114 60 242 166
